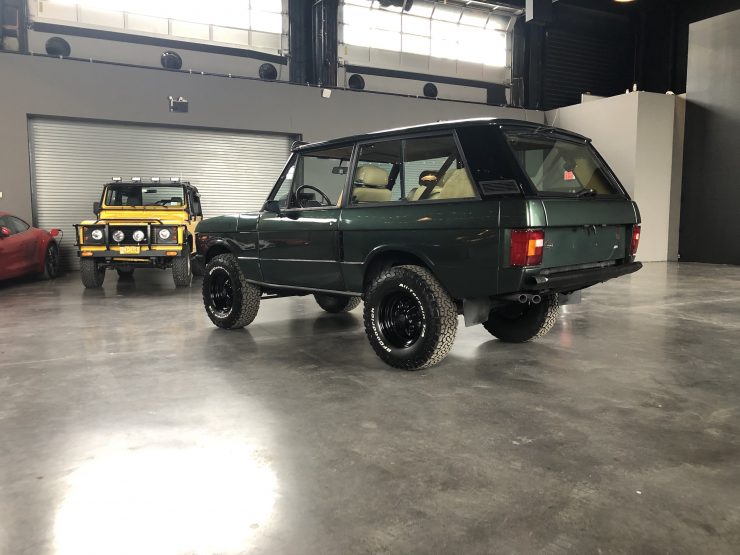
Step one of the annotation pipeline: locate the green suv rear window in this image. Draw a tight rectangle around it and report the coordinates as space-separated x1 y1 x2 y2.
504 132 623 197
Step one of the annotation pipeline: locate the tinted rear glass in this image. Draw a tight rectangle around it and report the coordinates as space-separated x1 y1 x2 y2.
504 132 623 197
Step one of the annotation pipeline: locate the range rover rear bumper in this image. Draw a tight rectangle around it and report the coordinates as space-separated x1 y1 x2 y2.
527 261 642 292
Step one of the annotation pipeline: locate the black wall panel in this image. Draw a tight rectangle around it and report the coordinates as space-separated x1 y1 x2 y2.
540 5 634 110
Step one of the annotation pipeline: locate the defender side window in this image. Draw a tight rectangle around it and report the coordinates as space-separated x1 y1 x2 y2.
190 191 203 217
271 147 354 209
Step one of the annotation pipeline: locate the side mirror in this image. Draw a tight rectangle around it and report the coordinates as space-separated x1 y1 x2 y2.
263 200 282 215
92 201 101 216
0 226 10 238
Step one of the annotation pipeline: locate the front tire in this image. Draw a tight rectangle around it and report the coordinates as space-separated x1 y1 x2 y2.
172 245 192 287
363 265 458 370
202 254 260 329
483 294 560 343
41 242 60 279
80 258 105 289
314 293 362 313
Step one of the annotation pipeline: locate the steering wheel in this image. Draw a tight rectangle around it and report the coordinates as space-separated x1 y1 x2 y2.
294 185 333 208
154 199 171 206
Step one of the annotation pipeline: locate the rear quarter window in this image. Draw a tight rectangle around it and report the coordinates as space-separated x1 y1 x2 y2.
504 132 623 197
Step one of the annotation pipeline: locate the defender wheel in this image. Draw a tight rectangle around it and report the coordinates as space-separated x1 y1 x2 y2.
116 268 134 278
363 265 458 370
202 254 261 329
80 258 105 289
483 294 560 343
314 293 361 313
41 242 60 280
172 245 192 287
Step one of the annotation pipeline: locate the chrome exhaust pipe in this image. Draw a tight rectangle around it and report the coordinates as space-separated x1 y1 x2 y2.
518 294 528 304
531 294 542 304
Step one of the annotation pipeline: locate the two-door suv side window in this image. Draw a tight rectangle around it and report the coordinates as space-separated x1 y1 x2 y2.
349 134 477 204
272 146 353 209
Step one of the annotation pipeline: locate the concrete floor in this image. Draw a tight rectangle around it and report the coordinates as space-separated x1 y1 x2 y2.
0 262 739 554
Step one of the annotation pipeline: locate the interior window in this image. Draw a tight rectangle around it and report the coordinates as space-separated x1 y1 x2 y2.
351 140 402 204
271 146 354 209
403 135 477 202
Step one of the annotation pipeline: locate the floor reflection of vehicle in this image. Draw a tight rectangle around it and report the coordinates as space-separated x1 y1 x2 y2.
0 212 61 281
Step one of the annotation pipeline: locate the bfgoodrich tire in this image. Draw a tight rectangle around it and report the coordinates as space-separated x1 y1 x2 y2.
202 254 260 329
363 265 458 370
483 294 560 343
80 258 105 289
314 293 362 313
172 245 192 287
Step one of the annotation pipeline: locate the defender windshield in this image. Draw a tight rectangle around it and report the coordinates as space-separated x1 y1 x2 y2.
104 184 186 207
504 132 623 197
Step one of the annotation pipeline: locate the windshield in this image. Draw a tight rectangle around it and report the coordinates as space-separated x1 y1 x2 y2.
104 184 186 207
504 132 623 197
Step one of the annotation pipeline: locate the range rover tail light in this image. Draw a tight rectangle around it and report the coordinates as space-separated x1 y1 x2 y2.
510 229 544 267
630 225 641 256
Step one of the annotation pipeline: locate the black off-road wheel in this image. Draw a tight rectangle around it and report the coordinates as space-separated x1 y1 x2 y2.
80 258 105 289
314 293 362 313
363 265 458 370
41 242 60 279
116 268 135 278
483 294 560 343
172 245 192 287
202 254 261 329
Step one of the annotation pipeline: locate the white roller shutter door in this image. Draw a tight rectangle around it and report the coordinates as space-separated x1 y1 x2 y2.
29 118 293 269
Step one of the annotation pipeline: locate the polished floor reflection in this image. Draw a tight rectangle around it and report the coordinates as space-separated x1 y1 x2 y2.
1 263 739 554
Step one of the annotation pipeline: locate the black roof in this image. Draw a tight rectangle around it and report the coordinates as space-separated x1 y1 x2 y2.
294 117 590 152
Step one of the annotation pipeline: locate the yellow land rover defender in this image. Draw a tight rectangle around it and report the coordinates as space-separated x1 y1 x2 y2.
75 178 203 288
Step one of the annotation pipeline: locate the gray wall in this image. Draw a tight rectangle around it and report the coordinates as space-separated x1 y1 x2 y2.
0 52 540 222
546 92 684 262
679 10 740 265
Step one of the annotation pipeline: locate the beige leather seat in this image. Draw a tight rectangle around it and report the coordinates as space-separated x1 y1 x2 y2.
352 165 392 203
436 168 476 200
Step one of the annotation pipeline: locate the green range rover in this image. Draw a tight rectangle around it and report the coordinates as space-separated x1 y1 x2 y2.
195 118 642 370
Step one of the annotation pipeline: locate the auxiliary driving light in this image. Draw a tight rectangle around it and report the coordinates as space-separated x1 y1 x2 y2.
91 229 103 241
158 228 171 240
112 230 125 242
132 230 146 242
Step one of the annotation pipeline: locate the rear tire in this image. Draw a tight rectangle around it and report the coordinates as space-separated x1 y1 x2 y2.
363 265 458 370
116 268 134 278
80 259 105 289
314 293 362 313
172 245 192 287
483 294 560 342
41 242 60 279
202 254 261 329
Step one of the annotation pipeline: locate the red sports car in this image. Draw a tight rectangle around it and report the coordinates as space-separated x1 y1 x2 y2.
0 212 62 281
